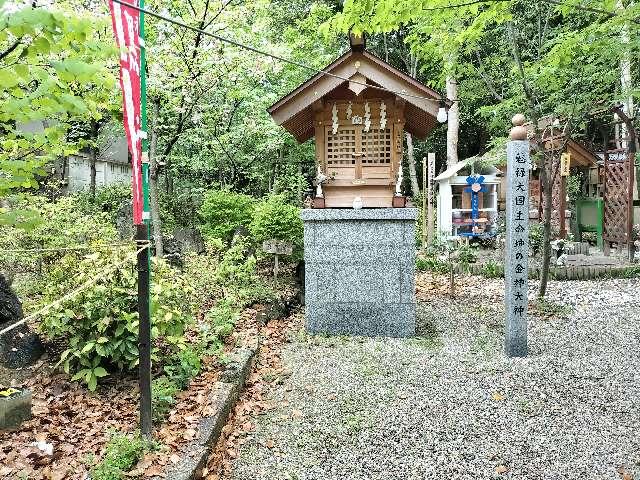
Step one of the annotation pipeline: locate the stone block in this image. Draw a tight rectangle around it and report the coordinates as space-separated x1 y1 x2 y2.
302 208 417 337
0 389 31 430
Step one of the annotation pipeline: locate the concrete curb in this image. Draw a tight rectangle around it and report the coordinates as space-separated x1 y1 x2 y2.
158 347 256 480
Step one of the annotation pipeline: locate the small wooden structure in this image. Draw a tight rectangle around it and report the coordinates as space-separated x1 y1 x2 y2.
435 160 500 238
268 35 443 208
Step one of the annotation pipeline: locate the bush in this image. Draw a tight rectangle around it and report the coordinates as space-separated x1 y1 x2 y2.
204 299 239 338
163 346 202 390
455 244 478 265
151 377 179 424
90 432 150 480
249 195 303 258
0 194 118 285
40 251 194 390
480 260 503 278
215 239 273 307
529 223 544 256
416 256 449 274
198 189 255 242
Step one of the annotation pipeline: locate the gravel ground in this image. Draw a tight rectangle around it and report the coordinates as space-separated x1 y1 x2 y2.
230 278 640 480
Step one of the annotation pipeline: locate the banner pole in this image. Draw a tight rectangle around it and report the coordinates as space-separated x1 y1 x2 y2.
138 0 152 440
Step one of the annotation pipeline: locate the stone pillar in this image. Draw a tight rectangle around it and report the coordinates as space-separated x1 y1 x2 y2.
301 208 417 337
505 114 530 357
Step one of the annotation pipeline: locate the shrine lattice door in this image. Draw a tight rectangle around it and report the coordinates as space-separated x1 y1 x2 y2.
603 152 634 246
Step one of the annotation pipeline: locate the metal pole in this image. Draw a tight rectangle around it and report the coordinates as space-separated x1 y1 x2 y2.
136 225 152 439
138 0 152 440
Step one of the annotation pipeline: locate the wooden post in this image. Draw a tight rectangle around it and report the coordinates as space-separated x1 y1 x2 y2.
560 180 567 238
422 157 427 251
427 153 435 246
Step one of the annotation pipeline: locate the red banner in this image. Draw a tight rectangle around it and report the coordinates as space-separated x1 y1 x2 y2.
108 0 144 225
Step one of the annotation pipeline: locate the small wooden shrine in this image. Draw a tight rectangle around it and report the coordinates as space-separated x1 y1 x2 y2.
435 160 500 238
268 35 444 208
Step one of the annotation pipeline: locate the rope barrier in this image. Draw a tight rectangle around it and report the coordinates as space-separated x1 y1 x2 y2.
0 244 149 337
0 241 150 255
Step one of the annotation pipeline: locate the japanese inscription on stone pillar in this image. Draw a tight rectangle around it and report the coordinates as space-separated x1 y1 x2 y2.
505 115 530 357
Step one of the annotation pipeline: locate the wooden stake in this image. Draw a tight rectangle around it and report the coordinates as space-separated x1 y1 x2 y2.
422 157 427 251
427 153 435 246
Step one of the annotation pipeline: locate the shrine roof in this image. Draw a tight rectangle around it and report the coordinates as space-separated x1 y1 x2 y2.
434 160 499 182
267 49 444 142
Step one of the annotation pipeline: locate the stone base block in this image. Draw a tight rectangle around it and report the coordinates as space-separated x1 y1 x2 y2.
0 389 31 430
302 208 417 337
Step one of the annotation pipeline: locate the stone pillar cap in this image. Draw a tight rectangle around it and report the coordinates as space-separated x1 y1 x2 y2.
510 113 528 140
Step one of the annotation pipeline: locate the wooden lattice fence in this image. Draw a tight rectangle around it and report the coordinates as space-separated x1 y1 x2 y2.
603 150 634 248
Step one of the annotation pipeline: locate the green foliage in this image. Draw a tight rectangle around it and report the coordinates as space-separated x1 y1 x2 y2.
215 239 274 307
455 244 478 265
151 377 179 424
204 299 239 339
529 223 544 257
0 4 117 221
416 255 449 274
0 194 118 289
480 260 503 279
74 184 131 224
163 346 202 390
249 195 303 257
90 432 150 480
40 252 193 390
198 189 255 242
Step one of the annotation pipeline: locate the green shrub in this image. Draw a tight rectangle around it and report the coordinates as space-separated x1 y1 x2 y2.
215 239 274 307
480 260 503 278
198 189 255 242
249 195 303 257
40 251 194 390
456 244 478 265
90 432 150 480
0 194 118 285
163 346 202 390
416 256 449 274
204 299 239 338
151 377 179 423
529 223 544 256
74 183 131 224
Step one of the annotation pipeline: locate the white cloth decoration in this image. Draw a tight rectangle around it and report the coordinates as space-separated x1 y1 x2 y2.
364 102 371 132
332 103 339 134
379 102 387 129
395 164 403 196
346 101 353 120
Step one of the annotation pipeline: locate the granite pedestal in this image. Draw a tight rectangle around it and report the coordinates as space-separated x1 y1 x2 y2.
301 208 417 337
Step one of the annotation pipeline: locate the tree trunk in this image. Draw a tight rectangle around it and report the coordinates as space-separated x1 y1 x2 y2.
538 162 553 299
405 132 420 197
149 99 163 258
446 75 459 168
405 55 420 197
89 120 98 200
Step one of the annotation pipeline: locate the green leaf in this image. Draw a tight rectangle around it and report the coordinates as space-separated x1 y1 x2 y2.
87 374 97 391
81 342 95 353
93 367 108 378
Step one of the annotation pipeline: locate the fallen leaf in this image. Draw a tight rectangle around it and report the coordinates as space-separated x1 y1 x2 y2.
265 439 274 449
170 454 181 464
496 465 509 474
491 392 505 401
